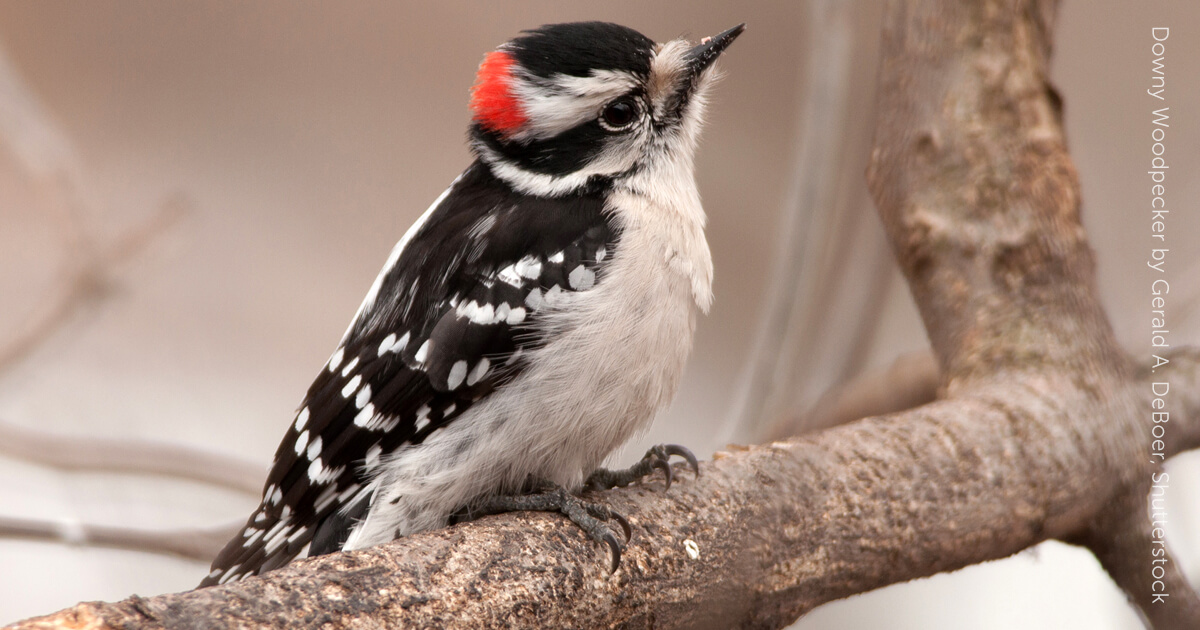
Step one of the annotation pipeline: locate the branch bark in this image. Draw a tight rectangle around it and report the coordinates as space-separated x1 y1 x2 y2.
9 1 1200 628
11 358 1200 629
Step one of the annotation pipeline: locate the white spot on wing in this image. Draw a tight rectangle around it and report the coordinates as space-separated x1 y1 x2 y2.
378 334 396 356
525 288 543 310
414 405 431 431
328 348 345 372
507 306 526 324
472 303 495 325
306 435 323 461
294 430 310 455
498 263 523 287
338 484 361 502
467 358 490 386
287 527 309 545
447 360 468 390
391 332 410 354
548 251 565 263
340 356 360 377
568 264 595 290
294 407 310 431
219 565 243 584
314 485 338 513
364 444 383 470
596 245 607 262
264 520 289 543
355 384 372 409
264 525 294 554
307 459 344 485
244 529 264 547
341 374 362 398
414 340 431 364
514 255 542 279
354 403 375 427
308 458 324 482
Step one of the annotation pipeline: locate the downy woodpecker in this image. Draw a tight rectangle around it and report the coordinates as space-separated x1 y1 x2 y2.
202 21 742 587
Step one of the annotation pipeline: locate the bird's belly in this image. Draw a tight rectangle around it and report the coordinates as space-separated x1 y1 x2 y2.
342 237 701 549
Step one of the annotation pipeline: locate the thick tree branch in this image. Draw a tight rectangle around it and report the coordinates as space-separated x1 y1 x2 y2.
13 367 1198 629
9 1 1199 628
1150 348 1200 456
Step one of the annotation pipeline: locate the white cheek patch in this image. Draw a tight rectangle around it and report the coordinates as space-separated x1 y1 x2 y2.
509 70 639 141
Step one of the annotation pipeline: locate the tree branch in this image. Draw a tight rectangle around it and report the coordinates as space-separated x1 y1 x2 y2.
0 516 238 563
12 366 1199 629
0 419 263 496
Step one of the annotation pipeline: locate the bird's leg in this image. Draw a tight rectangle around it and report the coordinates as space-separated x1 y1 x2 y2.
584 443 700 492
449 478 631 572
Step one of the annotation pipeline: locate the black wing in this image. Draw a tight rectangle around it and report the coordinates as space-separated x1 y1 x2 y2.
201 161 618 586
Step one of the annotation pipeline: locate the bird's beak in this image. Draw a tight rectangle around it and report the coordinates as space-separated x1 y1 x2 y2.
685 23 745 79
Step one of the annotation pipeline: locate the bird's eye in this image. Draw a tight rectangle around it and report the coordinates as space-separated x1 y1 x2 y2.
600 97 639 131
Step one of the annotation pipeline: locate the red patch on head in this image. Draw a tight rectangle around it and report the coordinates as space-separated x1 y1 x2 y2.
470 51 527 136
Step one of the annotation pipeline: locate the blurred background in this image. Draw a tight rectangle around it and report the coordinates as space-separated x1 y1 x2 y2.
0 1 1197 627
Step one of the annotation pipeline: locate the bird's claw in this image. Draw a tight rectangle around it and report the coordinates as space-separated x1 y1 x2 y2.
584 443 700 491
661 444 701 477
455 481 630 572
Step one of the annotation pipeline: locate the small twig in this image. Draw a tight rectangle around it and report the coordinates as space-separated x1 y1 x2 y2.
0 515 239 563
0 419 264 496
0 196 188 374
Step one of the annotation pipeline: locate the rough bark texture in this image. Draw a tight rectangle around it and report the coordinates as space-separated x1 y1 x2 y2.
8 0 1199 628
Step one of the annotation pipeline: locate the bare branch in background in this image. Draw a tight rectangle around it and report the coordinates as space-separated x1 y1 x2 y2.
0 420 264 496
0 196 188 375
0 39 256 562
0 36 191 374
0 515 239 563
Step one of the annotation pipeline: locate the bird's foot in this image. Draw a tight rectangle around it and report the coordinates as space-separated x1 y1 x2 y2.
584 443 700 492
450 479 631 572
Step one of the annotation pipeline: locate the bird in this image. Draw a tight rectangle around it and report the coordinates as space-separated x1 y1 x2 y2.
201 20 742 587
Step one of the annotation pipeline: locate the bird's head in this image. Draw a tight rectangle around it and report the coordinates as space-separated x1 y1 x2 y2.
468 22 744 197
